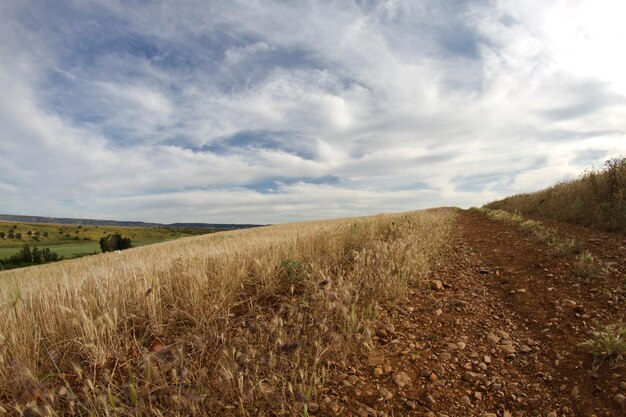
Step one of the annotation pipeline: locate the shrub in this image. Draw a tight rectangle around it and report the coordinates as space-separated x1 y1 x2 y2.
99 233 132 252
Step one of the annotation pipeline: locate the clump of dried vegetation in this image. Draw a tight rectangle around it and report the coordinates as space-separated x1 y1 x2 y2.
476 208 584 257
485 157 626 233
0 209 455 416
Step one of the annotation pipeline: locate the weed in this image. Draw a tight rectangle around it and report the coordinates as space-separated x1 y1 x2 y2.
281 259 307 284
573 250 605 278
580 324 626 367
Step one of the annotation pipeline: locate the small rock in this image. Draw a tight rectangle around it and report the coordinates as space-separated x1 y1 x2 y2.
474 391 483 401
376 328 388 338
373 367 383 376
571 386 579 396
620 381 626 390
383 365 392 373
482 413 497 417
615 393 626 405
520 345 532 353
457 341 467 350
460 395 471 406
434 308 443 316
486 332 499 344
547 412 557 417
501 345 516 354
440 352 452 361
393 371 411 388
379 388 393 400
561 299 577 308
405 400 417 410
484 355 491 364
368 352 385 366
430 280 444 290
496 330 510 338
463 371 477 382
425 395 436 406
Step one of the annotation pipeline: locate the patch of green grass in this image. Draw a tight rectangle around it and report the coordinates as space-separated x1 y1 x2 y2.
0 221 217 267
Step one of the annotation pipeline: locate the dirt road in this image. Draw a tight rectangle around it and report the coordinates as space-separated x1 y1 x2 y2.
322 210 626 417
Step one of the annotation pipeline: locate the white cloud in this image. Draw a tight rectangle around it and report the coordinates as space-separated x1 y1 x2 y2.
0 0 625 223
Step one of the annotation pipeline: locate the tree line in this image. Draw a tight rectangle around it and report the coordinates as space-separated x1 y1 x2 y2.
0 244 62 270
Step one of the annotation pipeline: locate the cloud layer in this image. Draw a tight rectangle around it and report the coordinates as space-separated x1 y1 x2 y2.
1 0 625 223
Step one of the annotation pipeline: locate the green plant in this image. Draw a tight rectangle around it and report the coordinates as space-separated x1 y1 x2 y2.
573 250 605 278
99 233 132 252
281 259 307 284
580 324 626 366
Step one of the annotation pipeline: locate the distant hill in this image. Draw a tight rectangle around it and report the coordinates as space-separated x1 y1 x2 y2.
0 214 262 230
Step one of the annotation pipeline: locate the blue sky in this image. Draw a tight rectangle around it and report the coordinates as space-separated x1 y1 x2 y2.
1 0 625 223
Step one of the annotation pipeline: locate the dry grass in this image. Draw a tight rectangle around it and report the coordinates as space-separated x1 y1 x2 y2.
485 158 626 233
0 209 456 416
476 208 584 257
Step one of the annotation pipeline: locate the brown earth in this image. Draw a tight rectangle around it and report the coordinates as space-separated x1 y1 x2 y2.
318 209 626 417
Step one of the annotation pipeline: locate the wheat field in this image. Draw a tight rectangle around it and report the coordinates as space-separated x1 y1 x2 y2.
0 208 456 416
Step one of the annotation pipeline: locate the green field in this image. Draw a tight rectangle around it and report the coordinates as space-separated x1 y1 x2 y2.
0 221 216 263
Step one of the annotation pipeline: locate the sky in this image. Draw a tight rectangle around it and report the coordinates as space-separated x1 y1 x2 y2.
1 0 625 224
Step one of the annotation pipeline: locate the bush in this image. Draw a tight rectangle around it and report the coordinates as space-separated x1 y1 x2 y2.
99 233 132 252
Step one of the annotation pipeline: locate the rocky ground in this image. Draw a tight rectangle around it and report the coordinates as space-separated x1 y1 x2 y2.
318 210 626 417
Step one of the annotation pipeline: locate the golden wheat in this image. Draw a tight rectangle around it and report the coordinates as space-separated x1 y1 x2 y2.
0 208 456 416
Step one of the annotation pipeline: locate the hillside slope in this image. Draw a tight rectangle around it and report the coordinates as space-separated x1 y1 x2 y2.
485 158 626 233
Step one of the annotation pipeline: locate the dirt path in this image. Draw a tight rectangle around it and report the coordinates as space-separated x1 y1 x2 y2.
321 210 625 417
